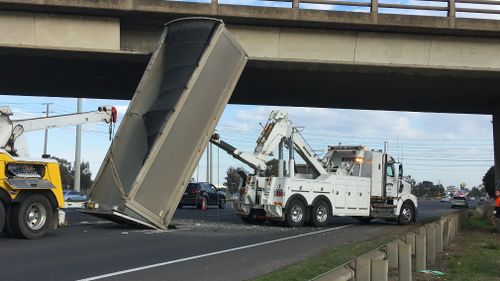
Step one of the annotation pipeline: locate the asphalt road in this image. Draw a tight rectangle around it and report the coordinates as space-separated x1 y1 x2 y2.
0 200 462 281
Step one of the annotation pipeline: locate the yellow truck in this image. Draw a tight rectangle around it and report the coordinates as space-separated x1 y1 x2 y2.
0 106 116 238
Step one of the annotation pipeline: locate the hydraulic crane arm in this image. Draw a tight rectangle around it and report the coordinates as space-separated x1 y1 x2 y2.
210 133 267 171
255 110 328 176
0 106 117 153
290 129 328 176
12 106 116 133
212 110 327 176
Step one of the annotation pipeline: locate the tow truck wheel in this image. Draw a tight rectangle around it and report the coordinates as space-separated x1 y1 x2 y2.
397 202 414 225
285 199 307 227
311 201 330 227
9 194 54 239
0 200 5 233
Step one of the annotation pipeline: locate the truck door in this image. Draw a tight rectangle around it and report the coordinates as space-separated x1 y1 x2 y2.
346 179 358 209
333 179 346 211
385 163 397 197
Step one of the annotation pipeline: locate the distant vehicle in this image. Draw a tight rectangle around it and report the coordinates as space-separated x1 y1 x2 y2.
450 196 469 208
441 196 451 203
480 196 488 202
178 182 226 209
63 190 88 202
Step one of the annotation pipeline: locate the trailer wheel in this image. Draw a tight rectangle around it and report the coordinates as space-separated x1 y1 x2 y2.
311 200 330 227
0 200 5 233
285 199 306 227
8 194 54 239
397 202 414 225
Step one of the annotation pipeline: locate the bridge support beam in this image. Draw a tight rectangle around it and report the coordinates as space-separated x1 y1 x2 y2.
493 112 500 190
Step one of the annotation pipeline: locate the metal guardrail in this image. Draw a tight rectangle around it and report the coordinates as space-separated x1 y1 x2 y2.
200 0 500 19
310 210 468 281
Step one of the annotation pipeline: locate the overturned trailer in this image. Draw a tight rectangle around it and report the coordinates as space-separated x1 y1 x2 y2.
84 18 247 229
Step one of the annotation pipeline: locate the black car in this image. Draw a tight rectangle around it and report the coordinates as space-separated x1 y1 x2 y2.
178 182 226 209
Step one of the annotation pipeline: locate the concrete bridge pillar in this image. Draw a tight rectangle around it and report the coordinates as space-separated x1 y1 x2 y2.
493 113 500 190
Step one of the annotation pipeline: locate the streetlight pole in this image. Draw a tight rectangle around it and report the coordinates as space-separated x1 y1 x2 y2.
74 98 82 192
42 103 52 156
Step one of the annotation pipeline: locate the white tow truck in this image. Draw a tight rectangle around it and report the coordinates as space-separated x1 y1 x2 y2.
212 110 417 227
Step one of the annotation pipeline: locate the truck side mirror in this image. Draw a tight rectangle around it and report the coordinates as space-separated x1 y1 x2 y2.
398 164 403 179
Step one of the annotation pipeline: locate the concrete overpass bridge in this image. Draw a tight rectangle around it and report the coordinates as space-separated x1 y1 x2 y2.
1 0 500 185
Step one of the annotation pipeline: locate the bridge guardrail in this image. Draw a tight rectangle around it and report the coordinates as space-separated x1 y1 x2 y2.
186 0 500 20
309 210 468 281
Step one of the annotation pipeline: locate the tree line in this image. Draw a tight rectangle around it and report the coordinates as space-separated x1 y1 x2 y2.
52 157 93 194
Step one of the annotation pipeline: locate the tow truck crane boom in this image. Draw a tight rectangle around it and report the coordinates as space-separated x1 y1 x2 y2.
0 106 117 156
211 110 327 177
210 133 267 172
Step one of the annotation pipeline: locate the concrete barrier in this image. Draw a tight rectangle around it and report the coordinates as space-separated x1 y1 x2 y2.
415 229 426 271
312 264 354 281
353 248 386 281
398 243 412 281
370 260 388 281
386 240 400 270
310 211 466 281
404 232 416 256
426 223 436 263
436 220 444 254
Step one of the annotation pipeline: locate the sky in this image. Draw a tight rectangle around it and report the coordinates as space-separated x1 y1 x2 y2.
0 95 493 188
1 0 497 188
172 0 500 19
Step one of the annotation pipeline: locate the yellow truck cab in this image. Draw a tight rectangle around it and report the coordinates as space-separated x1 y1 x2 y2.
0 151 64 239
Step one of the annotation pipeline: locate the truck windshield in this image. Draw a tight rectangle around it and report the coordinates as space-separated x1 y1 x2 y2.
386 164 394 177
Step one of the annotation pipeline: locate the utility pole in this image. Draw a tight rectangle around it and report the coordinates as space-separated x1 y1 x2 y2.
74 98 82 192
206 143 212 183
42 103 53 156
209 143 213 184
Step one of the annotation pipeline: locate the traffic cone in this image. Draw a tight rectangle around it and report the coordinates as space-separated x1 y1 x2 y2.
201 197 207 211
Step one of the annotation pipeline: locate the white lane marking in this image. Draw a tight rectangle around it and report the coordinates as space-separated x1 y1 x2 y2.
77 224 352 281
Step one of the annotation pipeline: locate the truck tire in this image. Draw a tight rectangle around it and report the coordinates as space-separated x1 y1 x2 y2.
0 200 5 234
8 194 54 239
311 200 330 227
397 202 414 225
285 199 307 227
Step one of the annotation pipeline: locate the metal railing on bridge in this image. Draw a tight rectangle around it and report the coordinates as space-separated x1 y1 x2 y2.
180 0 500 20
